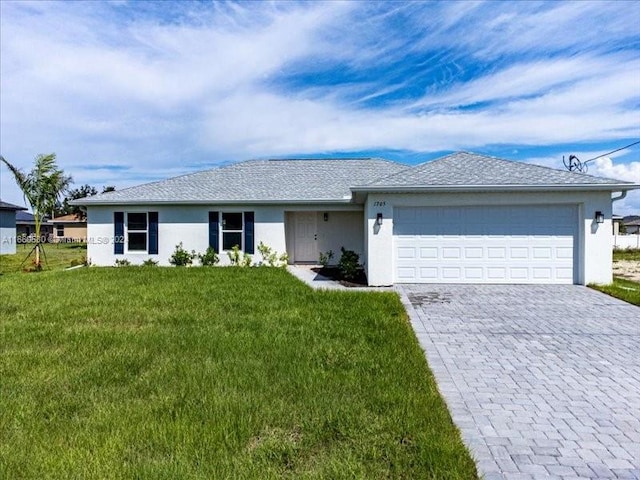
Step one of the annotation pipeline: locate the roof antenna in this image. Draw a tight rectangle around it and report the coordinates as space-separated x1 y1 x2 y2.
563 139 640 174
563 154 587 173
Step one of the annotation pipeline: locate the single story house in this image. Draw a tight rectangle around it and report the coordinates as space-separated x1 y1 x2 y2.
16 211 54 240
50 213 87 243
74 152 639 285
0 200 27 255
624 218 640 235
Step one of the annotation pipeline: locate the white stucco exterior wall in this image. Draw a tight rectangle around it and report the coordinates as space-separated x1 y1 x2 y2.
86 204 362 267
86 205 288 266
365 191 614 286
0 210 18 255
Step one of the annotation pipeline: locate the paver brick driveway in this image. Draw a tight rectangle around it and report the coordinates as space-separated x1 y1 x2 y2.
397 285 639 480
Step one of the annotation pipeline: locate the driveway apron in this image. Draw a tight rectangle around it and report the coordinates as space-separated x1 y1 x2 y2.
397 284 640 480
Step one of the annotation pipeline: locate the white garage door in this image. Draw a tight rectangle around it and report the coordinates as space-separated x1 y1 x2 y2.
394 205 578 284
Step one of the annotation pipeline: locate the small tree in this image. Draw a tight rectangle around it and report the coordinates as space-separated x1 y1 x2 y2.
1 153 72 270
56 184 98 219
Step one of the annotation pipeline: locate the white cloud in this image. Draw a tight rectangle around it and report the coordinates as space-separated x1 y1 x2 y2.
1 1 639 211
590 157 640 216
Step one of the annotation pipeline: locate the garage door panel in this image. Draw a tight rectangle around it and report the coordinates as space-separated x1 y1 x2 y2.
556 247 573 258
465 247 483 258
510 247 528 259
393 205 577 284
397 246 416 259
419 267 438 279
420 247 438 259
509 267 529 279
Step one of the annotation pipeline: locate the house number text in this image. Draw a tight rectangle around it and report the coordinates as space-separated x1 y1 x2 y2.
373 201 386 206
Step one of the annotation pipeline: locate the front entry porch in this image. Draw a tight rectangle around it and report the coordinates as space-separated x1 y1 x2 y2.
284 210 365 265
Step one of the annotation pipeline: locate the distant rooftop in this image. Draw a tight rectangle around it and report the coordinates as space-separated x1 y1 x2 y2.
0 200 27 211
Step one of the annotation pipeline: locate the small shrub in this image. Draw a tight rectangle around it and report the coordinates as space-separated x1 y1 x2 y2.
169 242 195 267
227 245 242 265
142 258 158 267
228 245 252 267
338 247 361 281
115 259 131 267
257 241 289 267
319 250 334 267
199 247 219 266
277 252 289 268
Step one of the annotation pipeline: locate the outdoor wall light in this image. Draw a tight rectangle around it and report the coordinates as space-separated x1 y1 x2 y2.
376 213 383 226
323 212 329 222
595 211 605 224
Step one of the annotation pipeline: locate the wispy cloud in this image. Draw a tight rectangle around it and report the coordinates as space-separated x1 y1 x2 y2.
1 0 639 212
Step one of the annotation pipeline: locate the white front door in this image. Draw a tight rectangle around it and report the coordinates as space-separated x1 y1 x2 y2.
294 212 318 262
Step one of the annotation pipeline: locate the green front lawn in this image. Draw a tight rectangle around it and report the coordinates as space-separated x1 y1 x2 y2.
590 277 640 306
0 268 476 479
0 242 86 274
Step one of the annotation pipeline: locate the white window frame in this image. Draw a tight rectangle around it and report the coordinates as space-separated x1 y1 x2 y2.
126 212 148 253
221 212 244 251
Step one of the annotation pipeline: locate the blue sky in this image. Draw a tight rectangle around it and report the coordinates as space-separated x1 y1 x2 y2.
1 0 639 213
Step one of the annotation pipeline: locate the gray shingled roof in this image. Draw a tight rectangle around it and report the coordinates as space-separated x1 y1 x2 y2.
77 158 406 205
16 211 35 222
74 152 637 206
360 152 632 188
0 200 27 211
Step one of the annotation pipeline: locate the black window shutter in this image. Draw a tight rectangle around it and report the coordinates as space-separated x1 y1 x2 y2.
244 211 254 254
148 212 158 254
114 212 124 254
208 211 219 253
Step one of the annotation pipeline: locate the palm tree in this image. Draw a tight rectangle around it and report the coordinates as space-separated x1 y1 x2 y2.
1 153 72 269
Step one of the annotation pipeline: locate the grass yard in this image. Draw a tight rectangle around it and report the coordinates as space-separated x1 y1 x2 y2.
592 248 640 305
613 248 640 262
0 242 86 274
590 277 640 306
0 267 477 479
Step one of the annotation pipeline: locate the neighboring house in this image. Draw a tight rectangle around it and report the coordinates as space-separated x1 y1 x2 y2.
0 200 27 255
15 211 54 240
50 213 87 243
624 218 640 235
73 152 640 285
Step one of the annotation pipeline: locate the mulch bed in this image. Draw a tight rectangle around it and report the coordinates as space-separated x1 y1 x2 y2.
311 266 368 287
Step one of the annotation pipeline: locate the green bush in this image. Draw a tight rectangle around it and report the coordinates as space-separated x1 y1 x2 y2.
227 245 252 267
142 258 158 267
199 247 219 266
338 247 361 280
257 241 289 267
114 259 131 267
169 242 195 267
319 250 334 267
